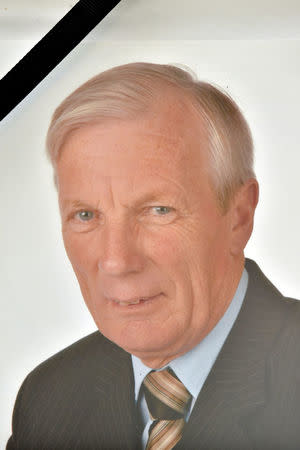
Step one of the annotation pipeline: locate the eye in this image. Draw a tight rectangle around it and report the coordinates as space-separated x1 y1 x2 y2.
75 210 94 221
141 205 176 225
152 206 172 215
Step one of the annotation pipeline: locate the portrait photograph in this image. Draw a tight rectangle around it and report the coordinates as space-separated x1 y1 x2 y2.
1 1 300 448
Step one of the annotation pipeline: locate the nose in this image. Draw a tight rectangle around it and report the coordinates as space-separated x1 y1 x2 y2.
97 219 145 276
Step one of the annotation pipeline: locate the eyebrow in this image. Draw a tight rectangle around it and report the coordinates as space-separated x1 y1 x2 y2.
131 187 188 209
63 189 186 210
134 191 176 204
62 200 94 210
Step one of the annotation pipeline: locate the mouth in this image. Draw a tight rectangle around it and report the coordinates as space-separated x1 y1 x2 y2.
106 293 162 307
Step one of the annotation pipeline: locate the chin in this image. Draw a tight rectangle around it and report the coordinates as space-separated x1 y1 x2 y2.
107 320 159 352
99 319 187 366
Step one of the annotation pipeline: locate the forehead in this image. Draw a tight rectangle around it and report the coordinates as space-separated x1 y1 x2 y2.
56 98 210 203
60 94 207 166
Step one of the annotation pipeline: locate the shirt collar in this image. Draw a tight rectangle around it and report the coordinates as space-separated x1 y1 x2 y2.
132 268 248 401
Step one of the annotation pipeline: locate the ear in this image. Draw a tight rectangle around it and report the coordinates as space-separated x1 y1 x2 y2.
230 178 259 256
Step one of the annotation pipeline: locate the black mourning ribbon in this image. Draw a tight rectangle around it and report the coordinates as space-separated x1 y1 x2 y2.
0 0 122 120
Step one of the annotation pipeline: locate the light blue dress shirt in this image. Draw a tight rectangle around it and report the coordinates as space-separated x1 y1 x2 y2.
131 268 248 447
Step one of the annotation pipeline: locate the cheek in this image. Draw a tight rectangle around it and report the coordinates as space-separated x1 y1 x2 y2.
62 231 99 298
62 232 102 319
146 227 206 312
144 228 217 345
149 221 217 273
144 227 193 283
63 231 96 267
154 218 232 301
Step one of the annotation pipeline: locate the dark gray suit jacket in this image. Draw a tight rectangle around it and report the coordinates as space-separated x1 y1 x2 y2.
7 259 300 449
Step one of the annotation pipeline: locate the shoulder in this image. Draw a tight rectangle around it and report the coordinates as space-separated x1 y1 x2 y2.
21 330 129 389
8 332 135 448
243 258 300 369
11 330 131 421
268 294 300 367
8 331 132 446
262 295 300 442
246 260 300 384
245 257 300 314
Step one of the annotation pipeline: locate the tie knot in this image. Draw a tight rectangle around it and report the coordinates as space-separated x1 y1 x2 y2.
143 368 192 420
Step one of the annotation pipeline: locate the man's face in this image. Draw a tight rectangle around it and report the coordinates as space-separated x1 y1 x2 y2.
57 97 239 367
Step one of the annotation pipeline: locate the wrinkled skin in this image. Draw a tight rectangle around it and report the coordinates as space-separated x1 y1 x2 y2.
56 96 258 368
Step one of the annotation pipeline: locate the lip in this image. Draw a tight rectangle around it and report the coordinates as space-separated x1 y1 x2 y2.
105 293 162 307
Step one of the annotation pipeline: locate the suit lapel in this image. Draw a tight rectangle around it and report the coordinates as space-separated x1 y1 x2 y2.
92 337 141 449
176 259 283 449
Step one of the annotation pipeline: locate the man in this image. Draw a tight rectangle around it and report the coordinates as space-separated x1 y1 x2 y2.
7 62 300 449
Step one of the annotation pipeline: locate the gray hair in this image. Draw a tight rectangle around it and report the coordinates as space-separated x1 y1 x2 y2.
46 62 255 211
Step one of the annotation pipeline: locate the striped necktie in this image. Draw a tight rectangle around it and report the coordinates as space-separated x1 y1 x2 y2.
143 368 192 450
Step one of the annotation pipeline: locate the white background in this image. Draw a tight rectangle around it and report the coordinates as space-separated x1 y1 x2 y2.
1 0 300 445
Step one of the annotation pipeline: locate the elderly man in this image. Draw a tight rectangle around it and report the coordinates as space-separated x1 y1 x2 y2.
7 62 300 449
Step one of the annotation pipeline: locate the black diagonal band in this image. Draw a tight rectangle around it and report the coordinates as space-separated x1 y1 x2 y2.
0 0 122 121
